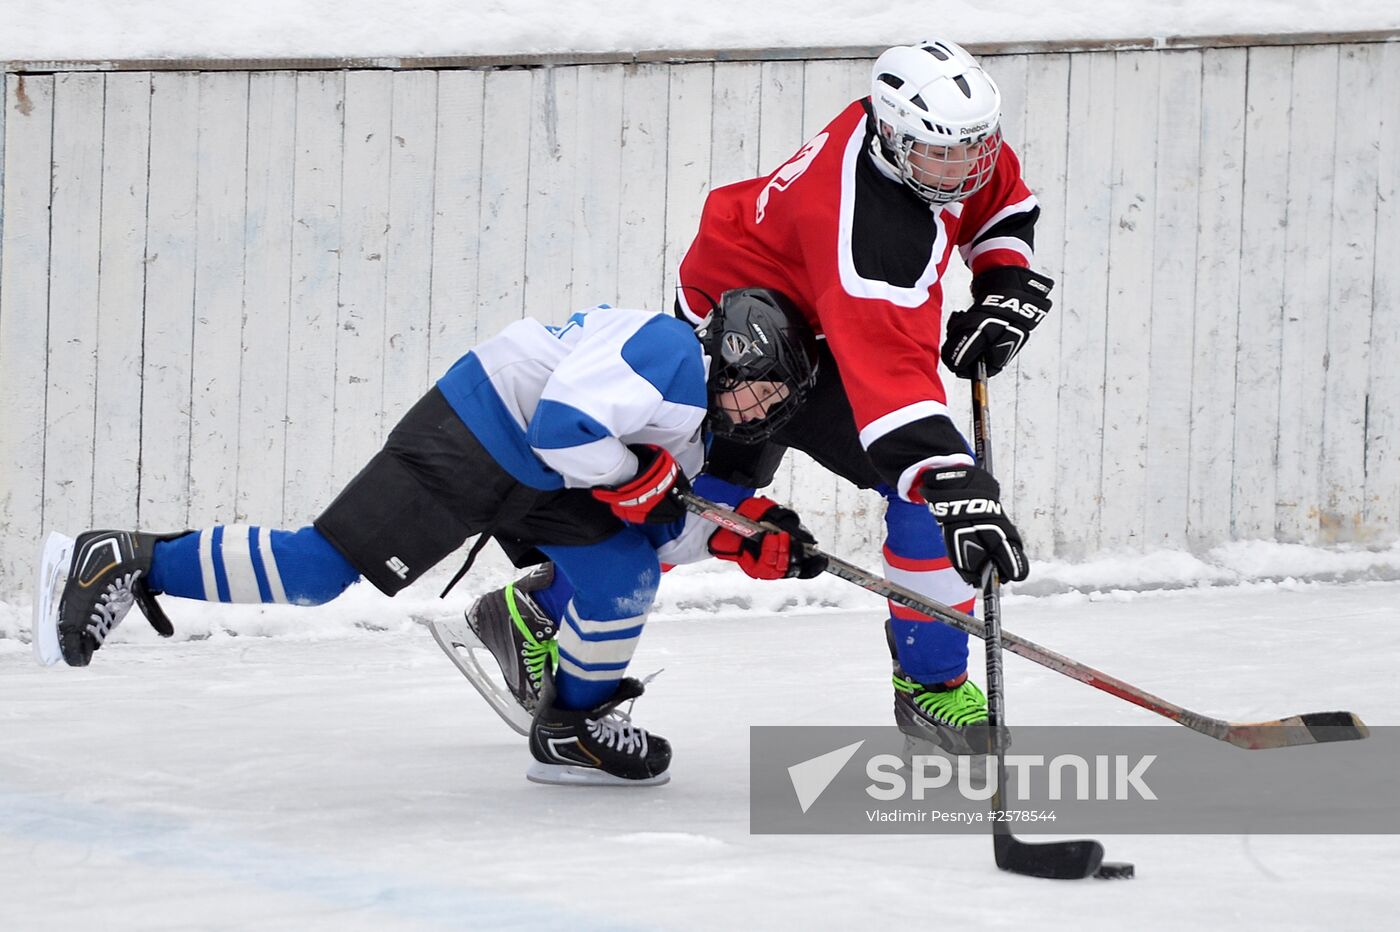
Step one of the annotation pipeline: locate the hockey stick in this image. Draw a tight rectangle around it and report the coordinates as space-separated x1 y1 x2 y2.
970 367 1124 880
671 496 1368 752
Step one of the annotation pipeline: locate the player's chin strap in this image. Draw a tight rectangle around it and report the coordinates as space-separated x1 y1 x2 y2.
670 487 1368 750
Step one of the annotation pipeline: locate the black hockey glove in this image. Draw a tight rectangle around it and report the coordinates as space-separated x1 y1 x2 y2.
707 496 829 580
941 266 1054 378
919 465 1029 586
591 444 690 525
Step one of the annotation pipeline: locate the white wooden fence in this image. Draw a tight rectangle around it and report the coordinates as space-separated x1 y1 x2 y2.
2 40 1398 598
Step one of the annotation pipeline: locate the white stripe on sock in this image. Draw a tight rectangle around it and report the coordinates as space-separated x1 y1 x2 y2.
556 654 629 682
220 526 264 603
557 623 642 667
199 530 218 602
257 529 289 604
882 561 976 607
564 600 647 635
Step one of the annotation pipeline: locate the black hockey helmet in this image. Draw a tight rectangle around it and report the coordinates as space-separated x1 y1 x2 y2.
698 287 820 443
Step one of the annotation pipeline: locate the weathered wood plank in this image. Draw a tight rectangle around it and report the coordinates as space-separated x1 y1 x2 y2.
1055 52 1117 557
709 61 761 189
1143 50 1203 550
139 72 200 529
427 69 484 373
801 58 852 141
1099 51 1160 550
1275 44 1339 542
1365 42 1400 534
188 71 250 524
475 68 532 336
44 73 105 535
1321 44 1380 541
757 61 805 176
238 71 297 524
663 63 714 307
383 70 438 414
615 64 669 312
0 74 53 587
333 70 392 486
1010 53 1071 557
283 70 343 521
91 74 153 530
1231 46 1292 540
569 64 624 309
1187 48 1247 548
523 65 579 323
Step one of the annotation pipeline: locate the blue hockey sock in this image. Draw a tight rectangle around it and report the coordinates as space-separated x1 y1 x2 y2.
554 666 622 711
531 569 574 621
543 530 659 711
880 486 976 684
888 616 971 685
148 525 360 605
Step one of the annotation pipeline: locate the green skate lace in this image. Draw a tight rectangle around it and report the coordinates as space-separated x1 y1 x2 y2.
893 674 989 727
506 583 558 686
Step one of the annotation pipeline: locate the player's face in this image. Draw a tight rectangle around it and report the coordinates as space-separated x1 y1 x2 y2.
895 128 1002 201
715 380 792 426
906 141 979 192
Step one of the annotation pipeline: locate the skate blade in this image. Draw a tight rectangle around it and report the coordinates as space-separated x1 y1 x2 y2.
32 532 75 667
429 618 534 736
525 761 670 787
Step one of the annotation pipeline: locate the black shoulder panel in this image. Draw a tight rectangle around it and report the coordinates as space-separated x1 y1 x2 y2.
850 139 940 289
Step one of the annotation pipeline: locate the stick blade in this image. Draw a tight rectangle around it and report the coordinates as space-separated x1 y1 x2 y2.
994 833 1105 880
1225 711 1369 749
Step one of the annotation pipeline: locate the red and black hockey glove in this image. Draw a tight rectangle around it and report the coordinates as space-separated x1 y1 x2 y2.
941 266 1054 378
918 465 1029 586
707 496 829 580
591 444 690 525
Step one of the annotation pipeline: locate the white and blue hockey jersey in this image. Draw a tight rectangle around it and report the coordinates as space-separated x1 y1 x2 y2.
435 306 718 565
436 305 709 494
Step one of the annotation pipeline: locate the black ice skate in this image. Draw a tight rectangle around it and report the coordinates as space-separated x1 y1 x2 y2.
892 663 992 758
527 671 671 787
884 620 992 763
35 529 181 667
892 664 995 785
429 565 558 735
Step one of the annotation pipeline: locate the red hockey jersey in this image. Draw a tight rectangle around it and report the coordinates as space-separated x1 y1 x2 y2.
677 99 1040 500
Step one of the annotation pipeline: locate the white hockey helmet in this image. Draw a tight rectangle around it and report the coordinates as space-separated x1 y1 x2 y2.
870 38 1003 204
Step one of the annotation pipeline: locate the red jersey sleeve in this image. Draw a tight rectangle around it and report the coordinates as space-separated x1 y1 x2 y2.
955 143 1041 277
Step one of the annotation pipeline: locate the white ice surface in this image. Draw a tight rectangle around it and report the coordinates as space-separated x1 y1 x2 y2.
3 576 1398 930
